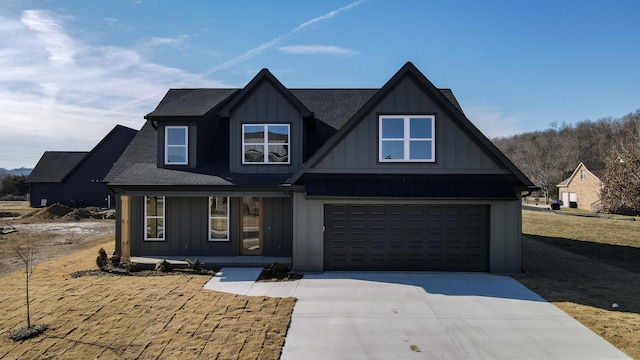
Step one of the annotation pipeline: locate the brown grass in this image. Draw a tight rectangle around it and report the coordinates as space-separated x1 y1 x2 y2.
516 210 640 359
0 240 295 359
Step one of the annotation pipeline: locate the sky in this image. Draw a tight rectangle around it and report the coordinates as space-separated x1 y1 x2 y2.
1 0 639 169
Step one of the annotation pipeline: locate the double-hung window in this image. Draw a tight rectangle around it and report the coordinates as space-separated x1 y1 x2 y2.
379 115 435 162
209 196 229 241
165 126 188 165
145 196 164 241
242 124 290 164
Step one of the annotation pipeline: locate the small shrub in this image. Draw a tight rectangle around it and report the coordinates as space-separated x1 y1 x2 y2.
110 253 121 267
121 262 137 272
96 248 109 270
155 259 173 272
186 258 201 270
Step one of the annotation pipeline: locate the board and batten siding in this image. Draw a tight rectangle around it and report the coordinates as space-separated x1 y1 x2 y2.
126 195 293 258
311 76 503 173
229 80 303 173
291 192 523 274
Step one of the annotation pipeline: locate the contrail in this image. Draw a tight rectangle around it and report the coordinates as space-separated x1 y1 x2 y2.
201 0 365 77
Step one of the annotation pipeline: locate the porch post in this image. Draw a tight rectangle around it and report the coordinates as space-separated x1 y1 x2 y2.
121 195 131 262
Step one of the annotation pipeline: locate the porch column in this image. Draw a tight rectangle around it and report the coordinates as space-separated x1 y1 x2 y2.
121 195 131 262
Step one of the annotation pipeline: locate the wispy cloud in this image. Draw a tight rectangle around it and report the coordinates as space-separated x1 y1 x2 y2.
464 104 528 138
0 9 227 168
145 34 189 47
279 45 357 56
201 0 365 76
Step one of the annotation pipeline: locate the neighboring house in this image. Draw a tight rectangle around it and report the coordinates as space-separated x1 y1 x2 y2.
104 62 537 274
556 161 605 212
27 125 138 208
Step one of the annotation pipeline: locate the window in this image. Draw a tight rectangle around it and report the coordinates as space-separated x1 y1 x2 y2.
379 115 435 162
209 196 229 241
165 126 188 165
145 196 164 241
242 124 290 164
580 169 586 180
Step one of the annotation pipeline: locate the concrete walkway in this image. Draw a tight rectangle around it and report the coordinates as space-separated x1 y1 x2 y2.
204 269 630 360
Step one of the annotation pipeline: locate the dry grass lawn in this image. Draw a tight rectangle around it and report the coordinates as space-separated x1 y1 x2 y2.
516 210 640 359
0 241 295 359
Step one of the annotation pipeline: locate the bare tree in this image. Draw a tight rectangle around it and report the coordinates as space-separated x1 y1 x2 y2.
15 238 38 329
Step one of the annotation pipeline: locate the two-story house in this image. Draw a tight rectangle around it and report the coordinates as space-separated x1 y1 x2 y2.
104 62 536 274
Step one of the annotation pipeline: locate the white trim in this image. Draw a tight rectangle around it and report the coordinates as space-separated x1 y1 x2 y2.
242 124 290 164
208 196 230 242
144 196 165 241
379 115 435 162
165 126 188 165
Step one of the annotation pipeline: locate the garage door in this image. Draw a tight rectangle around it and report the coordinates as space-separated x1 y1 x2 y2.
324 204 489 271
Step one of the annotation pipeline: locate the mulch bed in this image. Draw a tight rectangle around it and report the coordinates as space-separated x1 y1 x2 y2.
6 324 49 341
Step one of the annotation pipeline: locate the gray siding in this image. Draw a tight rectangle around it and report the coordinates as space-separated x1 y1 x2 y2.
291 193 523 274
229 80 303 173
311 76 502 173
128 195 292 258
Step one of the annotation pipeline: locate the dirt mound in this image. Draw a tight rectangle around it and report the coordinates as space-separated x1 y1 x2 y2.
25 203 74 219
24 204 116 221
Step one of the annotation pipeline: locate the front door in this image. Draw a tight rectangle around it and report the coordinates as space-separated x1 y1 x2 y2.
240 197 263 255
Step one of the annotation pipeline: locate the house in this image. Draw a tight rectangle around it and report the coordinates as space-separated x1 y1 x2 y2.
27 125 138 208
104 62 537 274
556 161 605 211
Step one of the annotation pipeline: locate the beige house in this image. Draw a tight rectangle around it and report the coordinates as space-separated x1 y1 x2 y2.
557 162 605 211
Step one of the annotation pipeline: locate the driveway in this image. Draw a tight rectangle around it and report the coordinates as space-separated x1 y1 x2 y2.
204 270 630 359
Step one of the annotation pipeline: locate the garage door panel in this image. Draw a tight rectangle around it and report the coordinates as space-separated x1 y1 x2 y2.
324 204 489 271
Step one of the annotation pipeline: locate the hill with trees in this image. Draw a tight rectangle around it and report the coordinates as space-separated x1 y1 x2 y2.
492 109 640 214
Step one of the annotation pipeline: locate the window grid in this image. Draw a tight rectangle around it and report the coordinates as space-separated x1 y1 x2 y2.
242 124 290 164
209 196 229 241
379 115 435 162
165 126 188 165
144 196 165 241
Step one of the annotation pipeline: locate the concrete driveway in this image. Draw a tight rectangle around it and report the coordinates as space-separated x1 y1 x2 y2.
204 270 630 359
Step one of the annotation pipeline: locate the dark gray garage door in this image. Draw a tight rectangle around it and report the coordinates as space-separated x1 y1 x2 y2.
324 204 489 271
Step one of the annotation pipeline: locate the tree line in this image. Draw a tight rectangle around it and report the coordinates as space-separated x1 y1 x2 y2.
492 109 640 215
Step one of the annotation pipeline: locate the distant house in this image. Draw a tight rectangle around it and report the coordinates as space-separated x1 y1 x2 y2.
104 62 537 274
27 125 137 208
556 162 605 211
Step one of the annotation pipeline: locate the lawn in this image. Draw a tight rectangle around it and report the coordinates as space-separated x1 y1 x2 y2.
0 240 295 359
517 210 640 359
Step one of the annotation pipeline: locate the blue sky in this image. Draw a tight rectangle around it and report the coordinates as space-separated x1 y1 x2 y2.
1 0 639 169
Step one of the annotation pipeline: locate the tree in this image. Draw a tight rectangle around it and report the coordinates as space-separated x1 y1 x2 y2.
0 174 28 196
601 111 640 215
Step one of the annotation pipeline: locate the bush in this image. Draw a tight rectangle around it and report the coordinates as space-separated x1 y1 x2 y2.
121 262 137 272
96 248 109 270
110 253 121 267
185 258 201 270
155 259 173 272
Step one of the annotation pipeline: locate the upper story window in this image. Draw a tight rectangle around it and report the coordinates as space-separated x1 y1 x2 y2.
209 196 229 241
580 169 587 180
379 115 435 162
165 126 188 165
145 196 164 241
242 124 290 164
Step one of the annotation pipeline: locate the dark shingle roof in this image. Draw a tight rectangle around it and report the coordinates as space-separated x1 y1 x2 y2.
146 89 238 118
583 161 605 179
290 89 377 130
103 121 157 183
27 152 88 183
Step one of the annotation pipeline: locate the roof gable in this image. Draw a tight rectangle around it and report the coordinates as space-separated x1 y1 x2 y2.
220 68 312 119
288 62 536 188
27 152 88 183
557 161 605 187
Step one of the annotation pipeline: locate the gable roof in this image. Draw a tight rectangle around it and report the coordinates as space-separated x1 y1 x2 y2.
220 68 312 119
287 62 536 189
28 125 138 184
27 151 88 183
146 88 238 119
557 161 605 187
